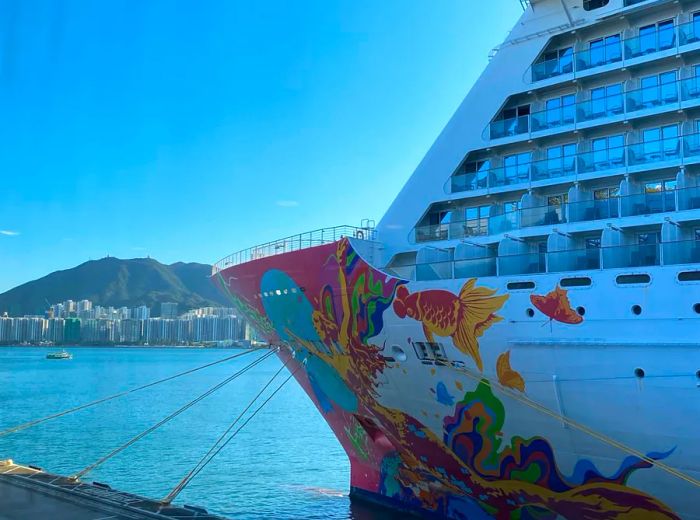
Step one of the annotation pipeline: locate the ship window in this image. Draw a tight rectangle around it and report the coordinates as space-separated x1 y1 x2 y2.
640 71 677 107
507 281 535 290
560 277 592 287
590 83 623 116
592 134 624 169
639 20 675 54
546 144 576 176
616 273 651 285
678 271 700 282
584 0 609 10
588 34 620 65
460 160 491 191
504 152 532 184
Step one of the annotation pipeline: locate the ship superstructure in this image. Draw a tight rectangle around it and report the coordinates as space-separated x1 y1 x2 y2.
213 1 700 518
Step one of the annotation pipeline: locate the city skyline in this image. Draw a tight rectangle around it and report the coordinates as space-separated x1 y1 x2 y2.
0 1 522 293
0 297 248 345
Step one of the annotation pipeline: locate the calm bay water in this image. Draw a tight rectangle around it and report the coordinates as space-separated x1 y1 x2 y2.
0 347 394 519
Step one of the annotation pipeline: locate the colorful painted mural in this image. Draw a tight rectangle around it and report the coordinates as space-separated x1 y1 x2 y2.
393 280 509 371
496 350 525 392
214 238 678 519
530 285 583 325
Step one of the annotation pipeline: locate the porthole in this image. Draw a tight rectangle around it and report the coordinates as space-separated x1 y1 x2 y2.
617 274 651 285
561 277 592 288
631 305 642 315
694 303 700 314
634 367 645 378
576 306 586 316
526 308 535 318
696 370 700 379
507 281 535 291
391 345 407 362
679 271 700 282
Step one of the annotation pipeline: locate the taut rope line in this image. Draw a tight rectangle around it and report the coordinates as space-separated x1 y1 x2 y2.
0 347 266 438
72 349 276 480
162 360 304 503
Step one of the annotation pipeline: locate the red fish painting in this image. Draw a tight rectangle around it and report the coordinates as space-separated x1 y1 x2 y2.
393 279 508 371
530 285 582 325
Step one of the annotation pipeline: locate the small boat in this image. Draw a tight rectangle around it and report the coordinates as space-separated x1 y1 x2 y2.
46 350 72 360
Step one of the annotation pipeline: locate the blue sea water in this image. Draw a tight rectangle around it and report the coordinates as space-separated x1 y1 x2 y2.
0 347 397 519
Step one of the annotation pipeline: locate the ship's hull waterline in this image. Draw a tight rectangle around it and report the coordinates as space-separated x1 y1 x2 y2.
212 238 700 519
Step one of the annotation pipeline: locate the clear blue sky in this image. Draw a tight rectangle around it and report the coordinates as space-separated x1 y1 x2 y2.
0 0 522 292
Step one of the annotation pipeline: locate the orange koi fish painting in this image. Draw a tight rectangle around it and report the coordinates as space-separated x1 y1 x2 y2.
496 350 525 392
393 279 508 371
530 285 583 325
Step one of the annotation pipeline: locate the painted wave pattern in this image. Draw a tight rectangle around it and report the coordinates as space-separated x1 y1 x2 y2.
217 238 678 519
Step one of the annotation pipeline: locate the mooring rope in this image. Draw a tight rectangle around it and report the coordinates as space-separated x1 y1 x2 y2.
454 365 700 489
0 347 267 439
72 349 276 480
162 359 304 504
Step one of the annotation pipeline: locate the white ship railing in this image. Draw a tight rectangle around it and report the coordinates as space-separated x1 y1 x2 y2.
387 238 700 282
212 225 376 275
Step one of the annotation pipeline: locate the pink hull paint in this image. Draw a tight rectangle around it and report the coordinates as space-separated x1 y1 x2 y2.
212 238 680 519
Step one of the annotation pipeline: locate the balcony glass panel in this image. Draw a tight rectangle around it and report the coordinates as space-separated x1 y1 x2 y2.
578 86 623 122
531 48 574 82
397 240 700 281
576 36 622 71
681 75 700 101
623 191 676 216
449 133 700 194
488 211 519 234
625 21 676 59
679 16 700 45
531 98 575 131
579 138 625 174
626 80 678 112
489 115 530 139
548 248 601 273
567 196 619 223
498 252 547 276
627 133 680 167
663 239 700 265
531 150 576 181
602 242 660 268
414 224 448 243
454 256 498 278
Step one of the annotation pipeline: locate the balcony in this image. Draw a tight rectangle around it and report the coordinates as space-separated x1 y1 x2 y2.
449 132 700 194
486 73 700 143
529 19 700 83
415 186 700 243
397 239 700 281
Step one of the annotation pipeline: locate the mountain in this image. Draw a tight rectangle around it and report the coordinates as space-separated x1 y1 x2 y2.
0 257 229 317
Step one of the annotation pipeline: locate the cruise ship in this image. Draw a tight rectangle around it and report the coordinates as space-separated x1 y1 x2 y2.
212 1 700 518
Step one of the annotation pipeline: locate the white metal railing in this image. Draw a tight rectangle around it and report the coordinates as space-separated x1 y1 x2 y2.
212 225 376 275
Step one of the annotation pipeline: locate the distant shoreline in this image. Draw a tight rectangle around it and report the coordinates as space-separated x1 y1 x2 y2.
0 344 252 349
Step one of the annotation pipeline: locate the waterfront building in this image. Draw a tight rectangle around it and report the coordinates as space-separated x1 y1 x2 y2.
131 305 150 320
160 302 178 319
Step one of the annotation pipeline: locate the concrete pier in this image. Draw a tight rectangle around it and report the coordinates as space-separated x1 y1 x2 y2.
0 460 226 519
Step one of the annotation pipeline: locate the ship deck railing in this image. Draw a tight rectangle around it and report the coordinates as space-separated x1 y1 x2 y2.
388 238 700 281
484 73 700 142
448 131 700 195
526 17 700 84
415 185 700 244
212 225 376 274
